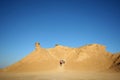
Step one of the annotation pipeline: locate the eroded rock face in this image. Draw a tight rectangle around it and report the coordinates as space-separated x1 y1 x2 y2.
2 42 120 72
109 53 120 72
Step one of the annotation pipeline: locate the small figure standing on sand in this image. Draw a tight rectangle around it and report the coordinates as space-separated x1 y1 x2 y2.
60 60 65 66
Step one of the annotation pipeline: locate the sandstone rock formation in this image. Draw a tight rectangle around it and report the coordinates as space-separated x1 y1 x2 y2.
2 42 120 72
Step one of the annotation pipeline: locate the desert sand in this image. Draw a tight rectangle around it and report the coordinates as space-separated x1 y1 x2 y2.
0 71 120 80
0 42 120 80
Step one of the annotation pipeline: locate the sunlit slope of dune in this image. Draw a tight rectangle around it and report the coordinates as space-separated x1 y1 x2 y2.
2 42 120 72
64 44 113 71
3 43 58 72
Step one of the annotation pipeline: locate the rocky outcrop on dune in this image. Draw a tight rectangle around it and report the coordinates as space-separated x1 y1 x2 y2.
2 42 120 72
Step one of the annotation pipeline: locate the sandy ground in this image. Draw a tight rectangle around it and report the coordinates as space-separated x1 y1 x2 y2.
0 71 120 80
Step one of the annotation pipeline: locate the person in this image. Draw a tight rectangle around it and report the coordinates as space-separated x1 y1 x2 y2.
60 60 65 66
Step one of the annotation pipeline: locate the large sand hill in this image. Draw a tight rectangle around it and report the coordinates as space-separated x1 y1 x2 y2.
0 42 120 80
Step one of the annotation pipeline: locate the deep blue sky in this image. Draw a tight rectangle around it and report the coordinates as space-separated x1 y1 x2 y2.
0 0 120 68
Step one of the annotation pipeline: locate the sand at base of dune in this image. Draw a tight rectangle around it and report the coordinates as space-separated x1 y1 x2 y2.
0 71 120 80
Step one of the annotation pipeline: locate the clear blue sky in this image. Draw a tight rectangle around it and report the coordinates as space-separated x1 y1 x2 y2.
0 0 120 68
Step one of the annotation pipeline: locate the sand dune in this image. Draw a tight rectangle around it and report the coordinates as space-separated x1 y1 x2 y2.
0 42 120 80
1 42 119 72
